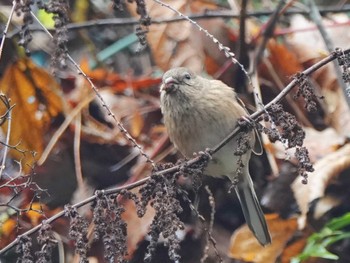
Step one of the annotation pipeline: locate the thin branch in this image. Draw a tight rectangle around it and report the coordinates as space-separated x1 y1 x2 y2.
73 112 84 190
237 0 248 63
4 5 350 38
0 0 16 60
29 11 155 168
201 186 221 263
38 94 95 165
250 0 294 156
0 176 150 255
0 172 23 189
1 47 348 256
0 103 13 180
306 0 350 109
154 48 350 179
67 53 156 167
254 0 289 66
274 20 350 36
152 0 255 96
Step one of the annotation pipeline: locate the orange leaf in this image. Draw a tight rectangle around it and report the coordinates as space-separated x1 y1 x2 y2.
129 111 144 138
0 58 63 161
0 218 16 237
267 39 303 83
25 202 45 226
80 57 161 92
228 214 298 263
281 234 308 263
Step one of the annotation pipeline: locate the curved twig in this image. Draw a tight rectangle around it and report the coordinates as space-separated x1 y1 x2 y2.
1 47 349 256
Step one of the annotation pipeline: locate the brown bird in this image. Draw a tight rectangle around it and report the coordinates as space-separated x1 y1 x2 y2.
159 67 271 246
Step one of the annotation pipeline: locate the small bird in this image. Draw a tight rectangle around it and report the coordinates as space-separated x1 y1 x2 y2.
159 67 271 246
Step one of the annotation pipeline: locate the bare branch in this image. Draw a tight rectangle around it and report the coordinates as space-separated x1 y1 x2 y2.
29 11 156 168
3 5 350 38
306 0 350 108
1 47 348 256
0 0 17 60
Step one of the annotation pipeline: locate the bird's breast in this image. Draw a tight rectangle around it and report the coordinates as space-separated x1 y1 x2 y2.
164 98 237 158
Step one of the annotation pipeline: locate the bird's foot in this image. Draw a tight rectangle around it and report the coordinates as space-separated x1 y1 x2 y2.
195 148 213 160
238 116 256 130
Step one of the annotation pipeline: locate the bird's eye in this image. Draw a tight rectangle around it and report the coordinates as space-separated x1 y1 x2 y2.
184 73 191 80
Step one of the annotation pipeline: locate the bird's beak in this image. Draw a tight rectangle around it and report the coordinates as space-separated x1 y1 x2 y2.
160 77 178 93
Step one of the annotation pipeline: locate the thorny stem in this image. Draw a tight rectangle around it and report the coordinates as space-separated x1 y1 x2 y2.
152 0 257 101
201 186 222 263
29 11 156 168
2 1 349 257
68 54 156 168
1 47 348 256
0 176 150 255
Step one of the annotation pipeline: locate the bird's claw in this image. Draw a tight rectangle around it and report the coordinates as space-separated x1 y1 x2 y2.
196 148 213 160
238 116 255 130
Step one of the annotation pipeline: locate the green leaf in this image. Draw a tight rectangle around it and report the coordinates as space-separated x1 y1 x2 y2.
292 213 350 262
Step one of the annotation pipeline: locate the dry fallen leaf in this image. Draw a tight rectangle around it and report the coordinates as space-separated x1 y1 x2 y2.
286 14 350 135
267 39 303 83
292 144 350 228
121 197 155 258
0 58 63 161
128 0 205 73
280 232 308 263
271 127 346 164
228 214 298 263
288 14 350 59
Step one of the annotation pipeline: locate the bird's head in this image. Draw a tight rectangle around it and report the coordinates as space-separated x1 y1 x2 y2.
160 67 197 95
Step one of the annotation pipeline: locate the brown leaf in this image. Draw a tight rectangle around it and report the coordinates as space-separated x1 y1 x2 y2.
301 127 346 163
81 90 144 144
128 0 205 73
271 127 346 163
288 14 350 61
280 233 308 263
0 218 17 248
228 214 298 263
0 58 63 160
326 88 350 137
266 39 303 84
121 197 154 258
292 144 350 228
286 14 350 135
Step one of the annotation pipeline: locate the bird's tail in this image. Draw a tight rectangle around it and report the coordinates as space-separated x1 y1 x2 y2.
235 169 271 246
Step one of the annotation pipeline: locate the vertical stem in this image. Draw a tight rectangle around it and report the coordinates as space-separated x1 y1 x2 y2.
306 0 350 109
